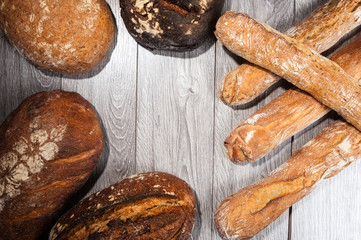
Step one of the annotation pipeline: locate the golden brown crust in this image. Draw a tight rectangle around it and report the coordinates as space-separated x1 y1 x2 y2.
215 11 361 132
225 35 361 162
0 90 104 240
215 120 361 239
0 0 114 74
49 172 196 240
218 0 361 105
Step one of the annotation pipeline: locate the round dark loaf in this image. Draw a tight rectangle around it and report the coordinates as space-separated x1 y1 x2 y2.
49 172 196 240
120 0 223 51
0 90 104 240
0 0 114 74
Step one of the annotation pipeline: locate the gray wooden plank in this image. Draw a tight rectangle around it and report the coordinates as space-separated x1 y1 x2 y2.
136 37 216 238
61 0 138 195
0 35 22 120
292 160 361 240
291 1 361 239
213 1 295 239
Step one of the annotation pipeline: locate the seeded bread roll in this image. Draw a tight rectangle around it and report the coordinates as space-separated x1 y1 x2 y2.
218 0 361 105
0 90 104 240
216 120 361 239
49 172 196 240
0 0 114 74
120 0 223 51
215 12 361 132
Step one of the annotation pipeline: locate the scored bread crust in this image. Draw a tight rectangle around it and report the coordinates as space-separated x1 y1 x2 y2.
215 11 361 132
0 0 114 74
225 35 361 162
215 120 361 239
218 0 361 105
49 172 196 240
0 90 104 240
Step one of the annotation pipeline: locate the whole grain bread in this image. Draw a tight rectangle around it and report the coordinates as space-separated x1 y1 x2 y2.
0 0 114 74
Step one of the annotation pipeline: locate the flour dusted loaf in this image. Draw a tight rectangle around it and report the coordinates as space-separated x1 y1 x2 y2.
49 172 196 240
120 0 223 51
0 0 114 74
0 90 104 240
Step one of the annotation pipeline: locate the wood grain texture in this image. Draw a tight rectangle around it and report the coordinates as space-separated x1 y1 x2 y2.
136 39 216 239
61 0 138 194
0 0 361 239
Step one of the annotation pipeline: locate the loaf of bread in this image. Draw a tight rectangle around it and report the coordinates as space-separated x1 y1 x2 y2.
218 0 361 105
0 0 114 74
215 120 361 239
0 90 104 240
49 172 196 240
120 0 224 51
215 12 361 132
225 34 361 162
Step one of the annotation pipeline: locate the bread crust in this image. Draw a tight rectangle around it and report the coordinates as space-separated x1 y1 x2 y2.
120 0 223 51
0 0 114 74
218 0 361 105
215 120 361 239
49 172 196 240
225 35 361 162
0 90 104 240
215 11 361 132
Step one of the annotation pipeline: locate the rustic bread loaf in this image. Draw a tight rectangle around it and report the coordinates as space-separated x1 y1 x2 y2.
0 0 114 74
225 34 361 162
0 90 104 240
218 0 361 105
49 172 196 240
216 120 361 239
215 12 361 132
120 0 223 51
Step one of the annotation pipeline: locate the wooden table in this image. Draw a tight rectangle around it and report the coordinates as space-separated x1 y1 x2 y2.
1 0 361 239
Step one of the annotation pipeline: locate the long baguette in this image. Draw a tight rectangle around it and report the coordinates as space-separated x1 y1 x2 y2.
226 35 361 162
215 12 361 132
218 0 361 106
215 120 361 239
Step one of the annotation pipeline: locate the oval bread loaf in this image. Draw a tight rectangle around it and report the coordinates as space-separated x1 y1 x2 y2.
0 90 104 240
120 0 223 51
49 172 196 240
0 0 114 74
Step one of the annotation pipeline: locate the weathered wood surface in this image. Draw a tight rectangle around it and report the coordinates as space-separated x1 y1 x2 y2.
1 0 360 239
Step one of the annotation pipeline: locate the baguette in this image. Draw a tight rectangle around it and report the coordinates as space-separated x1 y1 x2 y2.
215 120 361 239
218 0 361 105
226 35 361 162
215 12 361 132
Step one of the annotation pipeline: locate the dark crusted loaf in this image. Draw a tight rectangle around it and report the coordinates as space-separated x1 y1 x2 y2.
120 0 223 51
49 172 196 240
